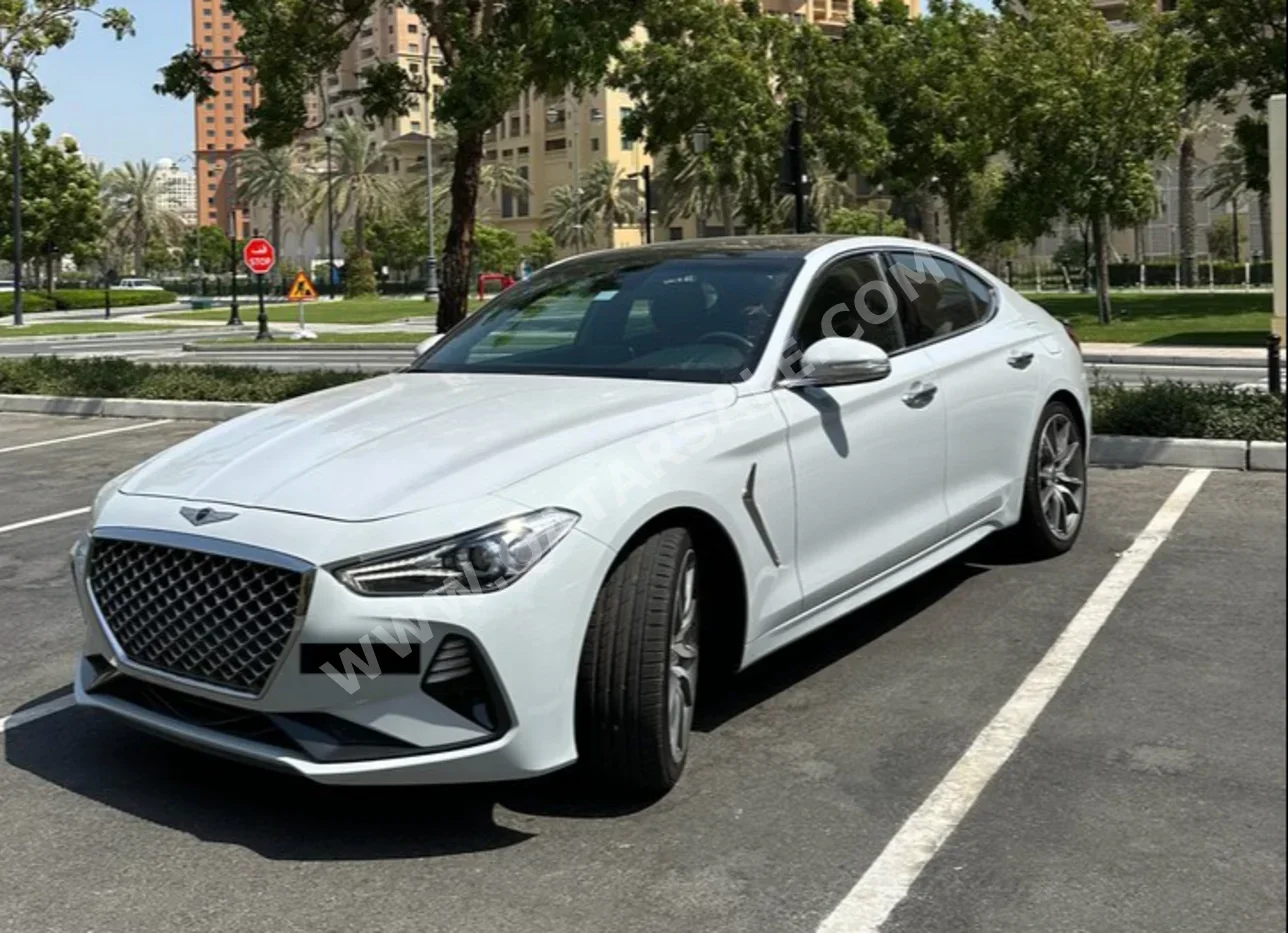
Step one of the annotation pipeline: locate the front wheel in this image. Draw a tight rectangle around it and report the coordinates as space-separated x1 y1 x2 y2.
1008 400 1088 557
575 527 699 794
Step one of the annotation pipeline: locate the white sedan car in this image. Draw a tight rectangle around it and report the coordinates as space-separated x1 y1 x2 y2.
72 236 1088 793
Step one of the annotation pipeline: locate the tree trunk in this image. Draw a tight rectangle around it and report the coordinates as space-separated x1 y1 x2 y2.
134 223 145 277
46 254 54 294
271 198 283 288
1178 136 1196 287
438 128 485 333
1231 198 1240 264
946 185 960 253
1092 214 1112 325
354 209 366 254
720 191 735 238
1259 190 1271 258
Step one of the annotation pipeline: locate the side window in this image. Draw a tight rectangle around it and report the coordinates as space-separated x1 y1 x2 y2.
957 265 995 318
886 252 986 347
794 254 905 356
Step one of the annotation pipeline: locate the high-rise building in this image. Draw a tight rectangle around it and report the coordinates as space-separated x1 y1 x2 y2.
191 0 258 234
156 159 198 226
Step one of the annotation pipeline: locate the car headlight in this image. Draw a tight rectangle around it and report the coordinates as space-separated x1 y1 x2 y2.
331 508 580 598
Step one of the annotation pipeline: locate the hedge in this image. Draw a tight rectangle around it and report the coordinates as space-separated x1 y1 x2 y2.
1091 381 1286 442
1 289 177 316
0 357 369 404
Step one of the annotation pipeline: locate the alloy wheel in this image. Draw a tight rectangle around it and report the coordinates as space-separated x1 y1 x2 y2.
667 550 699 764
1038 413 1086 541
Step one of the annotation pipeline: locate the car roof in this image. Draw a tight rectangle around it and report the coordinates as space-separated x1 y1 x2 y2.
567 235 943 266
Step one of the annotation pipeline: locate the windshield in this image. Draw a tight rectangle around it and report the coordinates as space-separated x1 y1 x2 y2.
413 252 803 384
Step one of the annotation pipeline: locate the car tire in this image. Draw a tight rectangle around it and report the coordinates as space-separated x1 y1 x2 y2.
1008 399 1088 558
576 527 699 794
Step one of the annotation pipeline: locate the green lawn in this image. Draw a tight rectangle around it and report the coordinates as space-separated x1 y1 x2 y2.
164 298 482 326
0 322 192 339
1023 291 1275 346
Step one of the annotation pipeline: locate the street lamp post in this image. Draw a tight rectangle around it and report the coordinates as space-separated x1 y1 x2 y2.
227 212 242 326
9 65 24 327
628 166 653 244
324 123 337 300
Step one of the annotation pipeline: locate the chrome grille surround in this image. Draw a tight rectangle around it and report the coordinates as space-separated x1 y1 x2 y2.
87 527 314 698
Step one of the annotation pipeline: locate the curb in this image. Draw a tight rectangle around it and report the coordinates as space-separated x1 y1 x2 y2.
3 394 1285 472
0 394 265 421
1082 353 1284 369
1090 435 1286 472
181 342 418 353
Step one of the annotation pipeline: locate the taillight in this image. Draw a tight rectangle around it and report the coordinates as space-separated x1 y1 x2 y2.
1061 320 1081 354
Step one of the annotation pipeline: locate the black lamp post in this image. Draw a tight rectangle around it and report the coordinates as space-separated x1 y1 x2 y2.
628 166 653 244
324 123 337 300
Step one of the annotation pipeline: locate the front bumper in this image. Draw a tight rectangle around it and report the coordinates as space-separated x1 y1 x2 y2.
71 493 616 785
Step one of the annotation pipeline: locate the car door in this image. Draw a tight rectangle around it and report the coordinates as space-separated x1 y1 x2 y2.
773 251 948 614
884 251 1043 537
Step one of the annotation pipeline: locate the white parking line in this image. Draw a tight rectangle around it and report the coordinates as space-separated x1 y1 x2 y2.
817 468 1212 933
0 694 76 736
0 507 91 537
0 419 173 455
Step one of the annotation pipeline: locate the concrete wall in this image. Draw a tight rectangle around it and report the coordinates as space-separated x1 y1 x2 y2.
1271 94 1286 341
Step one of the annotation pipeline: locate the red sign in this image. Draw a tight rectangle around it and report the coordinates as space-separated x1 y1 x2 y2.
243 238 276 276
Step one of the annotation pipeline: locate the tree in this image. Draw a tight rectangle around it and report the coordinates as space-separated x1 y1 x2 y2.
183 224 239 271
1172 0 1285 266
1202 136 1251 263
365 201 434 282
986 0 1188 323
305 117 401 255
474 224 521 274
0 126 103 289
157 0 646 334
617 0 800 235
100 160 187 276
235 145 308 278
526 230 558 269
1205 214 1247 262
430 127 531 221
823 206 907 237
1174 105 1220 286
542 184 595 250
842 0 995 250
778 161 853 232
580 160 638 245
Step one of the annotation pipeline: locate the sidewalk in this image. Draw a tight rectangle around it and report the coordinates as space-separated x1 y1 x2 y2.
1081 342 1285 369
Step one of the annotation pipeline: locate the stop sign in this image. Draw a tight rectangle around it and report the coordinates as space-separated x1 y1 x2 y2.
243 237 276 276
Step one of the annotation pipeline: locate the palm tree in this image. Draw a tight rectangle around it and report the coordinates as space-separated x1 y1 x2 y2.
306 116 402 253
101 160 187 275
776 162 853 231
653 148 723 238
236 146 309 273
1175 105 1218 286
542 184 594 250
1202 137 1250 264
580 161 638 245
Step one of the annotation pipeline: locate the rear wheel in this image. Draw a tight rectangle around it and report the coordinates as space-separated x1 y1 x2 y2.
1009 400 1087 557
576 527 699 794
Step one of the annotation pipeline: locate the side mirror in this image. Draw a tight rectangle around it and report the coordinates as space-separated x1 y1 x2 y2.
781 337 892 389
414 336 439 357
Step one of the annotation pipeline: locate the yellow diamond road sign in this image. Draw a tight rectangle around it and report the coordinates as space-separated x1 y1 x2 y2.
288 271 319 302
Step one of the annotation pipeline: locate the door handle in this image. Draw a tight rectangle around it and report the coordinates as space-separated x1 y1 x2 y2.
902 382 939 409
1008 351 1036 370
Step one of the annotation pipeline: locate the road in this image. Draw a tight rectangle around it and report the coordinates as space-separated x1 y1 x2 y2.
0 413 1283 933
1 331 1279 387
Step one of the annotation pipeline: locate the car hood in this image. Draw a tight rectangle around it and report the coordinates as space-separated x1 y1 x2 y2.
121 373 736 522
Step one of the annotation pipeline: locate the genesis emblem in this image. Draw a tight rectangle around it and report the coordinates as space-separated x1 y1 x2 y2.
180 506 238 527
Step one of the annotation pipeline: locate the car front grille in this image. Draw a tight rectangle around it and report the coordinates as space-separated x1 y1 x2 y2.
88 537 307 696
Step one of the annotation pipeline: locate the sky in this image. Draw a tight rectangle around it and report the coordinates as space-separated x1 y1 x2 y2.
35 0 191 167
33 0 994 169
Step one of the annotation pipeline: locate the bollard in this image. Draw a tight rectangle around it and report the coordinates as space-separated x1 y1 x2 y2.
1270 333 1283 396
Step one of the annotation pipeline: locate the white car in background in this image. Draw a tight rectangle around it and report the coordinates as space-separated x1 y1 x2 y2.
72 236 1089 794
114 278 164 291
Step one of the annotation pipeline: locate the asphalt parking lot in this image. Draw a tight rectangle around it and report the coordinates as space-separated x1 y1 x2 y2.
1 412 1283 933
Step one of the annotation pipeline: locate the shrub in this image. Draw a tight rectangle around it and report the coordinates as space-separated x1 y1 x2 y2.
0 292 56 315
1091 381 1286 442
0 357 371 404
345 250 379 298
